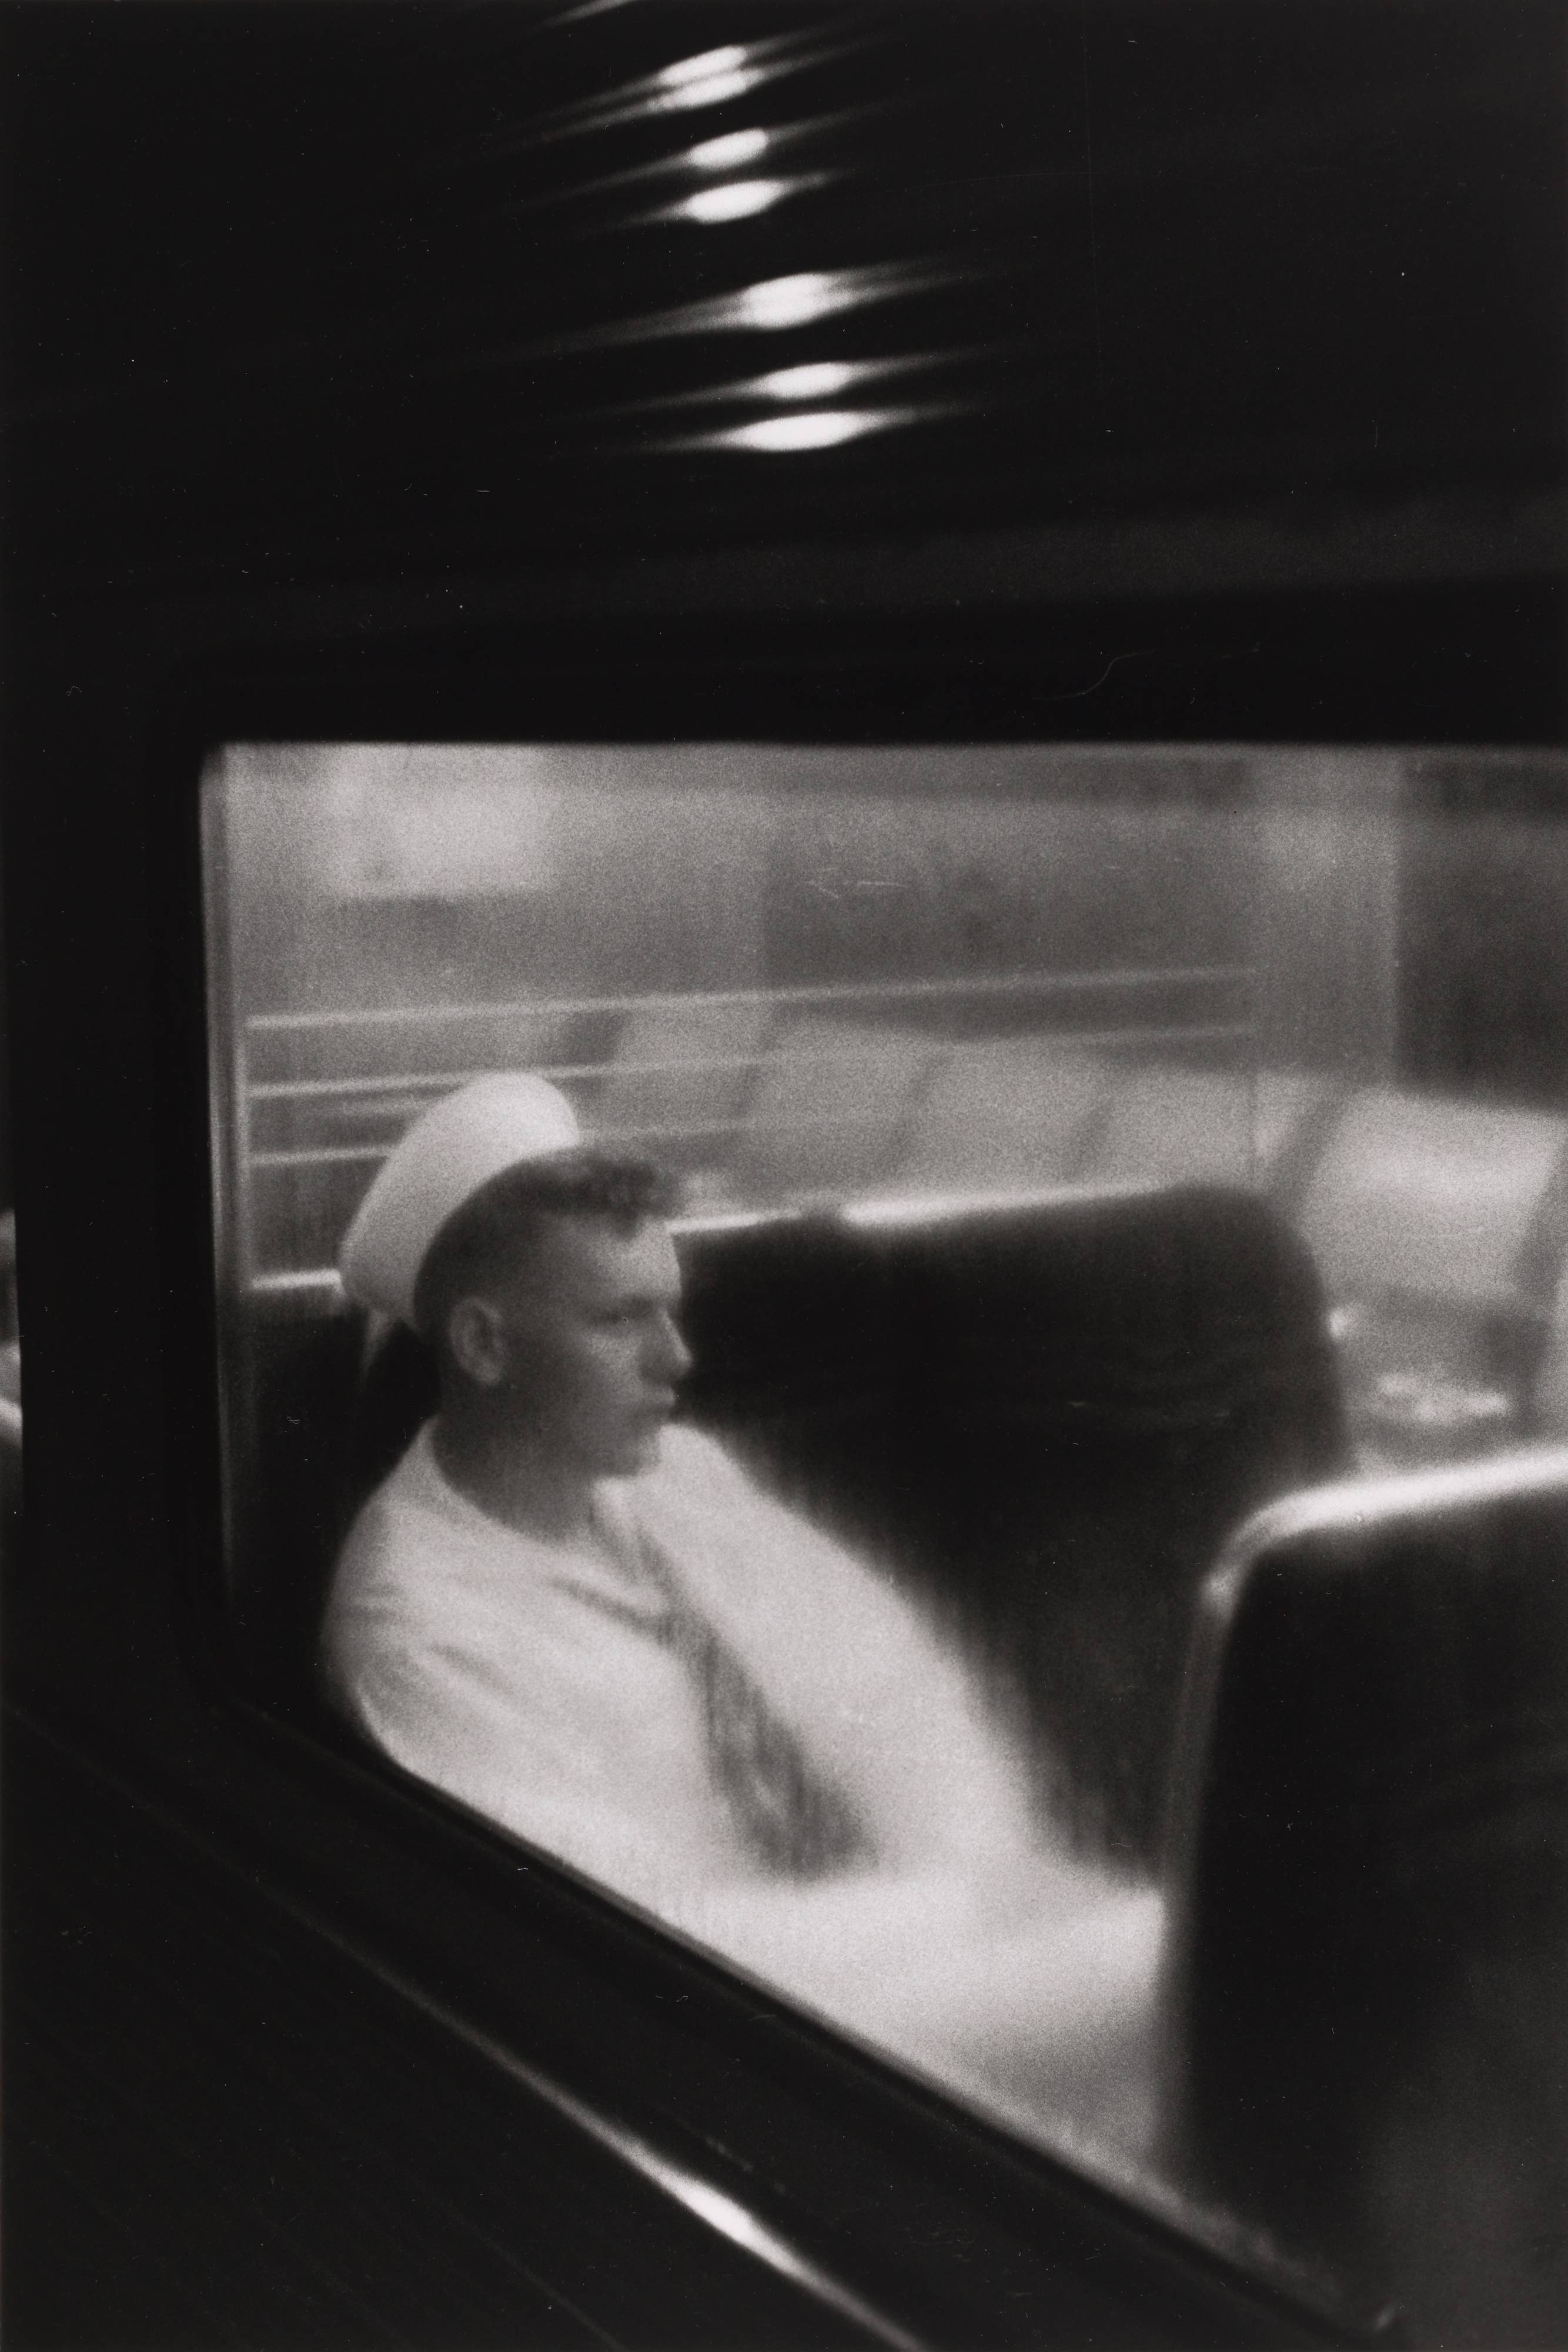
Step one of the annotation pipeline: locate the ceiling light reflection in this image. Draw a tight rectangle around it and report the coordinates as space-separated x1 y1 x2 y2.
596 351 948 415
656 45 748 89
705 409 905 452
756 361 860 399
472 38 849 161
730 272 854 329
671 179 794 224
537 0 639 21
687 128 771 172
657 68 761 112
508 261 947 361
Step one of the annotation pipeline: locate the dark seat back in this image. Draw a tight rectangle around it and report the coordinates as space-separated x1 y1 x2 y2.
346 1321 440 1507
681 1185 1348 1861
226 1301 368 1697
677 1210 914 1558
1158 1449 1568 2340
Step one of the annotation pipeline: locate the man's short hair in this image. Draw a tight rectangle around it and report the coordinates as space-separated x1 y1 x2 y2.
412 1149 683 1344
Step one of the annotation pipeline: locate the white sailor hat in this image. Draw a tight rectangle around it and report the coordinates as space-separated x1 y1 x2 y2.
339 1073 583 1325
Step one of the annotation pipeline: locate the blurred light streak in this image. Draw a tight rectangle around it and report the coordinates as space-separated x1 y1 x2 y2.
687 128 771 171
536 0 641 21
656 46 748 89
497 120 839 220
474 34 817 155
842 1180 1154 1230
494 112 878 220
590 349 968 416
435 261 955 371
654 68 764 113
757 360 864 399
738 271 858 328
665 178 803 225
678 407 913 452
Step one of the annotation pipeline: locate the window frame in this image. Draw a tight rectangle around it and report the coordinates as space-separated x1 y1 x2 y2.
28 586 1531 2346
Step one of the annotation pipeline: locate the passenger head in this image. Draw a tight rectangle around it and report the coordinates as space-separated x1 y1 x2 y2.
339 1075 687 1479
414 1150 690 1476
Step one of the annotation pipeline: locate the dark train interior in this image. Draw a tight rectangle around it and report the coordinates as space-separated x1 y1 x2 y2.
4 4 1566 2348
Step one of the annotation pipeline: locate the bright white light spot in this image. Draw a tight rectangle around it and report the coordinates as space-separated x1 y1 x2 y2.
755 361 860 400
657 45 748 89
676 179 788 224
718 409 888 452
687 128 770 172
660 68 760 112
729 272 851 329
842 1178 1153 1228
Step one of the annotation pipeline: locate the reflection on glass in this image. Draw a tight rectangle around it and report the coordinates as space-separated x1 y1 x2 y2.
656 45 750 89
607 354 944 417
686 127 772 172
687 407 908 451
654 67 761 113
755 360 863 399
536 264 935 358
202 743 1568 2347
667 178 800 225
540 0 641 21
483 39 822 156
728 269 851 328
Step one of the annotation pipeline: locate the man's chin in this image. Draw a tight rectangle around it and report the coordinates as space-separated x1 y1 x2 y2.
606 1422 667 1477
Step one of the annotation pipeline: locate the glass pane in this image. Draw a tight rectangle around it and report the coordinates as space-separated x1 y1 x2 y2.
203 741 1568 2332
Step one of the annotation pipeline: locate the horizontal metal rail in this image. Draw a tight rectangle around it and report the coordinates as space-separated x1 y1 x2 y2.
249 1054 774 1104
245 1025 1258 1172
250 1116 748 1170
247 1023 1256 1117
244 964 1256 1037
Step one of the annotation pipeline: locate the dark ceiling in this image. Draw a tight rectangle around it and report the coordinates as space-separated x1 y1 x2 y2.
4 0 1564 599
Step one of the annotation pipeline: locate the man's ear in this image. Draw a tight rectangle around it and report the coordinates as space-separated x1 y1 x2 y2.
445 1294 510 1388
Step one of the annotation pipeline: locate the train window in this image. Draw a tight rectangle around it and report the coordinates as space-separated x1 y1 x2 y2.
203 738 1568 2315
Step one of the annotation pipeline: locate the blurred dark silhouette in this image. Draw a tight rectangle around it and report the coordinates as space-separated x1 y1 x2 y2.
678 1182 1348 1862
1160 1460 1568 2347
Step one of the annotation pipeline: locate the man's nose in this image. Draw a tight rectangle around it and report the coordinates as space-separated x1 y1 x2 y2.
648 1310 693 1386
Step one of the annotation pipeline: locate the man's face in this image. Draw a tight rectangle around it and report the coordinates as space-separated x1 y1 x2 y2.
481 1214 691 1478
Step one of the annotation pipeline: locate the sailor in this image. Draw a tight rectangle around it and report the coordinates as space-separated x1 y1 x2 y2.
323 1075 1162 2137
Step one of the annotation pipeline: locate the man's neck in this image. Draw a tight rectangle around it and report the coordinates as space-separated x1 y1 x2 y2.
432 1409 597 1546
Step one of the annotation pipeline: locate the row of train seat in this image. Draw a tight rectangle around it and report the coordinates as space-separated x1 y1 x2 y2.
1160 1445 1568 2338
253 1010 1568 1466
593 1009 1283 1198
600 1015 1568 1298
587 1013 1568 1452
275 1008 1568 1334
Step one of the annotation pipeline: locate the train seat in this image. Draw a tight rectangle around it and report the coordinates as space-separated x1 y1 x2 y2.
1298 1089 1568 1311
681 1184 1347 1863
1534 1262 1568 1437
1295 1090 1568 1457
1158 1449 1568 2344
890 1040 1110 1193
1086 1064 1255 1188
1250 1068 1345 1205
228 1297 373 1697
734 1017 941 1202
592 998 770 1194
